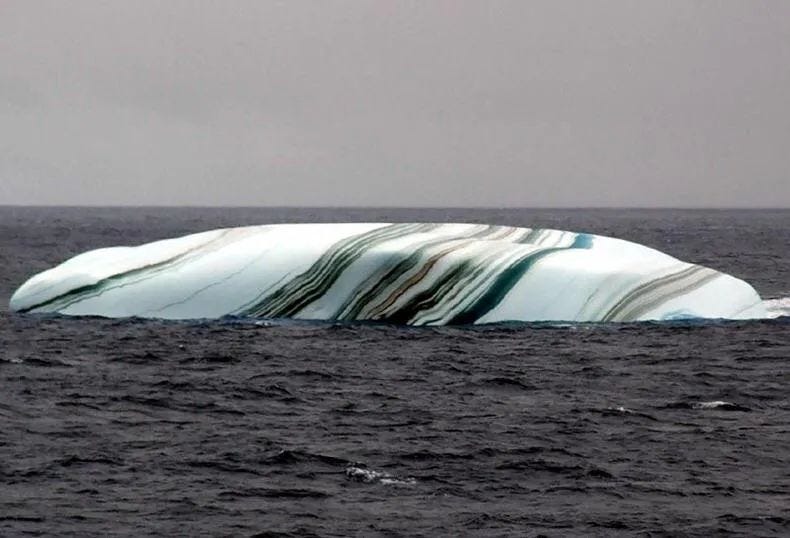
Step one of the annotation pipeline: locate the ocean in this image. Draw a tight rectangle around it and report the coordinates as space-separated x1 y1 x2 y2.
1 207 788 537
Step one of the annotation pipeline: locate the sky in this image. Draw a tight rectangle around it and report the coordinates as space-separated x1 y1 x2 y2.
1 1 789 207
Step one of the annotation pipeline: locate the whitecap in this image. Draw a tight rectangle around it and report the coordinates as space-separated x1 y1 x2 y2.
692 401 750 411
345 466 416 486
694 401 732 409
608 406 634 414
762 296 790 319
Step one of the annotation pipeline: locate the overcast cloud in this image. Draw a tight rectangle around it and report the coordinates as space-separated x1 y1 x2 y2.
1 1 789 207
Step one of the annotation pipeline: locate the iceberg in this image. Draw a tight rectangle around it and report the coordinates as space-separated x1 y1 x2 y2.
9 223 767 324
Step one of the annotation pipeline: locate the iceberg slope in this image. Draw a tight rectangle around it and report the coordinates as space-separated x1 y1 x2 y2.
9 223 766 324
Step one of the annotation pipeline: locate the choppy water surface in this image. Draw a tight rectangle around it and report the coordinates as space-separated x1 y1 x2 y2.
1 207 788 537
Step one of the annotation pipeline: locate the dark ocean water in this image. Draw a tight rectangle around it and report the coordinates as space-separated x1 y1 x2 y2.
1 207 788 537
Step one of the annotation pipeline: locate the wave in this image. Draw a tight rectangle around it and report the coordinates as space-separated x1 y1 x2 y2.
345 466 416 486
762 296 790 319
662 401 751 412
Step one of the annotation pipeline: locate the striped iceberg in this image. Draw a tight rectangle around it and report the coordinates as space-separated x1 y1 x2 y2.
9 223 766 324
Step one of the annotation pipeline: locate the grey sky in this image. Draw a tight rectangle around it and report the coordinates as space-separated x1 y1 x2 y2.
1 1 788 207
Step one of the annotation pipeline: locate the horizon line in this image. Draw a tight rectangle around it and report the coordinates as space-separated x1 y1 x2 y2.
0 204 788 211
